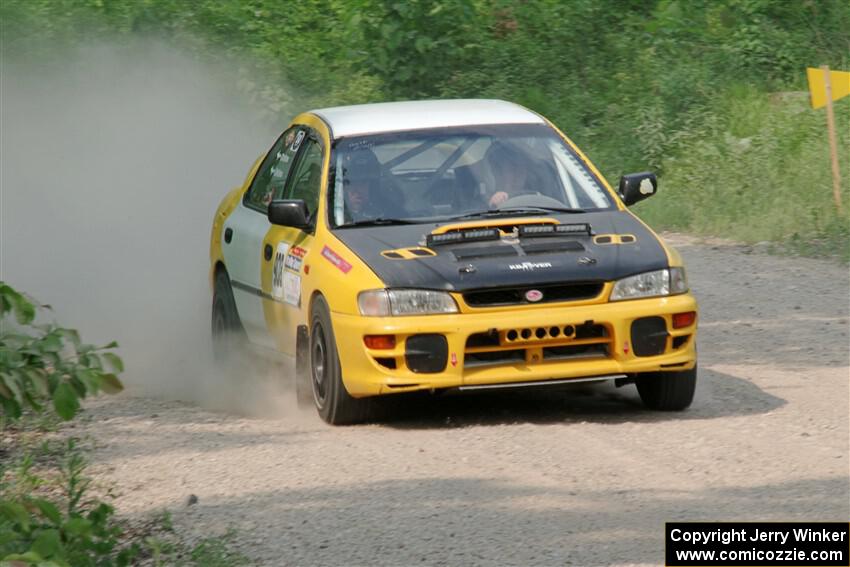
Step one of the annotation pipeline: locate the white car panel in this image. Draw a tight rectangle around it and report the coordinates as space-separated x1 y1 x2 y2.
221 203 275 348
312 99 544 138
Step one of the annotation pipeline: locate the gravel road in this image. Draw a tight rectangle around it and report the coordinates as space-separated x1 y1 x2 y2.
73 235 849 566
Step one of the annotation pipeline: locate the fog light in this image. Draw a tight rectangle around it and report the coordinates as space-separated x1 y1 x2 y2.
364 335 396 349
672 311 696 329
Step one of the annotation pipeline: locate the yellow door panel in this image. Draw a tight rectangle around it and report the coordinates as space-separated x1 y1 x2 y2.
261 227 311 355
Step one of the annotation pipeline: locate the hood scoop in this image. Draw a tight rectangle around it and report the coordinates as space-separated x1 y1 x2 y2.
521 240 585 255
453 245 518 261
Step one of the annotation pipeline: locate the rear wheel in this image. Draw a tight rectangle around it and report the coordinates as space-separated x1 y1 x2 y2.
310 296 374 425
211 269 246 362
636 366 697 411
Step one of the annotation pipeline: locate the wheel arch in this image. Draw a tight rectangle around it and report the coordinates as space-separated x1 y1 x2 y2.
307 290 328 329
210 259 229 293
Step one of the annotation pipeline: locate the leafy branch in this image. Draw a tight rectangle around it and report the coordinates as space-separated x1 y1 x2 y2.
0 282 124 423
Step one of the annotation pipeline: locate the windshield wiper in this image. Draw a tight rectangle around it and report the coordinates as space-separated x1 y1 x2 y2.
446 206 586 221
337 217 419 228
500 205 586 214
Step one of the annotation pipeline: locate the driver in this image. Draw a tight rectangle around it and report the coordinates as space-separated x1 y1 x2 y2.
485 142 532 208
342 149 382 222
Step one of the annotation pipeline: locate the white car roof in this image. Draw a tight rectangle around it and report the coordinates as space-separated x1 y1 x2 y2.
310 99 545 138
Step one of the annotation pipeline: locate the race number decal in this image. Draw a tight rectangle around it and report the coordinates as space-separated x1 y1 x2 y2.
284 246 306 273
282 272 301 306
271 242 290 300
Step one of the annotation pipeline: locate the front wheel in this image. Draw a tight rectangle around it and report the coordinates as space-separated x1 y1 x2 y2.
635 365 697 411
294 326 313 408
310 296 374 425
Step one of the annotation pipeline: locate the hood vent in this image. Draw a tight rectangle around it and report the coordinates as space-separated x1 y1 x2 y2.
381 247 438 260
521 240 585 255
452 245 518 261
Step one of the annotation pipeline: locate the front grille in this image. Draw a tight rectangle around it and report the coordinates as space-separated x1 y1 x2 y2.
464 322 611 368
465 349 526 367
463 282 603 307
543 343 609 360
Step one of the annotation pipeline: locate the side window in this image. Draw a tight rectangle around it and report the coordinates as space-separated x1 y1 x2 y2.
245 127 305 211
280 137 323 218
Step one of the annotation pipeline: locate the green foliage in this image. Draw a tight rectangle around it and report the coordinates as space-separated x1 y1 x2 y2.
635 87 850 261
141 531 249 567
1 443 246 567
0 440 139 566
0 283 124 423
187 530 250 567
1 0 848 257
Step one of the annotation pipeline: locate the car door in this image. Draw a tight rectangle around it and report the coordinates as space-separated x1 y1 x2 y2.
222 126 305 348
261 132 325 355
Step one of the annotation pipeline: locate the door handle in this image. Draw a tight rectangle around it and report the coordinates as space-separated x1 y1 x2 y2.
264 243 273 261
224 227 233 244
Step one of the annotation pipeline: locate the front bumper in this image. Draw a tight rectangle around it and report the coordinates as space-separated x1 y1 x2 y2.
332 293 698 397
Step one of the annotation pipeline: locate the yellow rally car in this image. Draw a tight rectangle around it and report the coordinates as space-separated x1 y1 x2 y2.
209 100 698 424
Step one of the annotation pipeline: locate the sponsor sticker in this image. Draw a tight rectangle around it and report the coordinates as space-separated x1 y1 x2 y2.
283 272 301 306
508 261 552 271
321 246 352 273
271 243 290 300
284 253 303 273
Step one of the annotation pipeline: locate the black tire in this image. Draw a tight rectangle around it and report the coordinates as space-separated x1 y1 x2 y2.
211 268 247 363
636 365 697 411
294 326 313 408
309 295 373 425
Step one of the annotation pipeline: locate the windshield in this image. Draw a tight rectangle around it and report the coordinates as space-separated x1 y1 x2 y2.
330 124 615 227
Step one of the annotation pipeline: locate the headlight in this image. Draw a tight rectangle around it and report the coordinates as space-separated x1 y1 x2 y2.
609 268 688 301
357 289 459 316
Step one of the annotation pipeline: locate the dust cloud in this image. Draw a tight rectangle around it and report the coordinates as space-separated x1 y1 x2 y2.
1 40 296 416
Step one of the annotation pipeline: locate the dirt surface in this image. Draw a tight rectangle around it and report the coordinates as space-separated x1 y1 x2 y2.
72 235 849 566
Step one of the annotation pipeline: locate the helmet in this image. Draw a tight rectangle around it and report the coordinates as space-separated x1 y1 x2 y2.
485 140 527 169
342 147 381 184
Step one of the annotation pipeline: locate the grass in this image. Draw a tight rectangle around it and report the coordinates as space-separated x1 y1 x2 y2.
630 85 850 262
143 521 251 567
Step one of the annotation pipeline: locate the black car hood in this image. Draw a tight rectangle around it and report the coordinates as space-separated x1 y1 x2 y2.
332 211 669 291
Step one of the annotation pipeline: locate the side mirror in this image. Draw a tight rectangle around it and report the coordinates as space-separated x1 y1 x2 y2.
618 172 657 206
268 199 310 229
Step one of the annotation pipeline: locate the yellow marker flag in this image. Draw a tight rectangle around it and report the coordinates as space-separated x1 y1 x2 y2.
807 67 850 109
